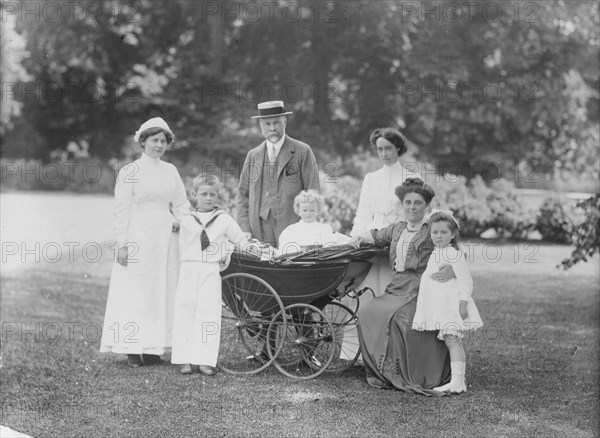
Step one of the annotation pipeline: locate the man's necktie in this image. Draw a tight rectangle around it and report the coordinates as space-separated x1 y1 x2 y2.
268 145 276 163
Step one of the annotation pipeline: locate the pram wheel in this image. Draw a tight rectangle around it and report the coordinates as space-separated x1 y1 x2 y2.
267 304 336 379
218 273 286 374
321 301 360 372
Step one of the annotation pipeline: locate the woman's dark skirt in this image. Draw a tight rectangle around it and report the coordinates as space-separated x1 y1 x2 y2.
357 271 451 396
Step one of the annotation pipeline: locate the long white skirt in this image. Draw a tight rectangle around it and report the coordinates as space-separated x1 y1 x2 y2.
340 255 393 359
100 209 180 355
171 262 222 366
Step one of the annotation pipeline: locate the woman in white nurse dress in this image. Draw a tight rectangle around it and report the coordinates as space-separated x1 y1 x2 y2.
343 127 421 361
100 117 191 367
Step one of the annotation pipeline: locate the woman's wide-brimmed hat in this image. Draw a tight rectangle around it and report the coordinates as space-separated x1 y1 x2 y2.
134 117 174 142
251 101 293 119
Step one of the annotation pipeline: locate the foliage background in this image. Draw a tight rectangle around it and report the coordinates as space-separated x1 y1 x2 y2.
1 0 598 190
1 0 599 258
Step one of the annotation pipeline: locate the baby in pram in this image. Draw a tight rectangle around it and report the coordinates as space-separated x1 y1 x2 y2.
278 190 350 256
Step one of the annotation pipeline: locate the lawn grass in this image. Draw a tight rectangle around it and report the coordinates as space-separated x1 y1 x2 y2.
1 242 598 437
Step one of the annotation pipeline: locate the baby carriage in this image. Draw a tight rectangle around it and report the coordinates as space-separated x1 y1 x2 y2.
218 244 385 379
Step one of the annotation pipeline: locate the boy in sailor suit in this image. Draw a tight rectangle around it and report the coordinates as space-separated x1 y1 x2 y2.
171 174 246 375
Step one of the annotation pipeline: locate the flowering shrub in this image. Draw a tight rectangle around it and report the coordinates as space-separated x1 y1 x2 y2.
320 174 362 234
486 179 537 240
535 197 574 244
320 171 539 239
430 174 537 239
429 175 492 237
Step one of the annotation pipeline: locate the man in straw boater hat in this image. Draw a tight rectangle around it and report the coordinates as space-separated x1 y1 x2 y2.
237 101 320 246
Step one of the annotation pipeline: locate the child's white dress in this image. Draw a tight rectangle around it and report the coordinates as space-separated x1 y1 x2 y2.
278 220 335 253
412 246 483 340
171 209 245 366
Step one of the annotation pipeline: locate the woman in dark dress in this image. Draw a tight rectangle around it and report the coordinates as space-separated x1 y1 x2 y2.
349 178 451 396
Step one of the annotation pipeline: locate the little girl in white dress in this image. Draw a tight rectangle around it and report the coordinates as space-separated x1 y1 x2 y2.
412 211 483 394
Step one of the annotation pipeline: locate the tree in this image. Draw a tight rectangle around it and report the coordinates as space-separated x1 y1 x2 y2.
10 0 188 159
4 0 598 194
391 0 599 181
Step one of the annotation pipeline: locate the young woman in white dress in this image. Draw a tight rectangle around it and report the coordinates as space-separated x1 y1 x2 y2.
342 128 421 361
100 117 191 367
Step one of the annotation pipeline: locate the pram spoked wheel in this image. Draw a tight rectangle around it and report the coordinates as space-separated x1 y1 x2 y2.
321 301 360 372
267 303 336 379
218 273 286 374
219 245 384 377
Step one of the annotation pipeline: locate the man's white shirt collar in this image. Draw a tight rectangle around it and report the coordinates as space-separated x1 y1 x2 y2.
267 135 286 155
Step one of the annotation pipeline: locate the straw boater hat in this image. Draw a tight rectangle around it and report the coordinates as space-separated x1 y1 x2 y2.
134 117 174 142
251 101 293 119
